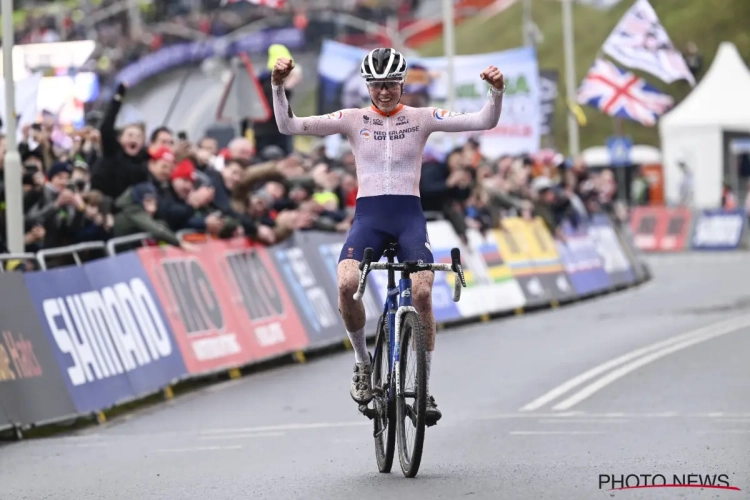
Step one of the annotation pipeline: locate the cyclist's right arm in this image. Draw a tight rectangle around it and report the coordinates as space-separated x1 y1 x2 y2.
272 84 350 137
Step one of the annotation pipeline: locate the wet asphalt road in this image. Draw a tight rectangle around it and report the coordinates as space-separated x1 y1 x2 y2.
2 253 749 500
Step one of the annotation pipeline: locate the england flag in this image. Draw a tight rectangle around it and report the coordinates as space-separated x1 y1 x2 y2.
576 58 674 126
602 0 694 85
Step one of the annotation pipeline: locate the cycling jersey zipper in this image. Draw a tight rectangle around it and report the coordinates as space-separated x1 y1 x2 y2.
385 113 391 193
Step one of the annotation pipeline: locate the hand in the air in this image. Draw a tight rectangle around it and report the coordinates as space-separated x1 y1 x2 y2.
480 65 505 91
272 57 295 86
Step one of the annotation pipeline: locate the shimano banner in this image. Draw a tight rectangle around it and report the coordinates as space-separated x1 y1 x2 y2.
24 254 187 414
690 209 747 250
0 273 76 426
82 253 187 395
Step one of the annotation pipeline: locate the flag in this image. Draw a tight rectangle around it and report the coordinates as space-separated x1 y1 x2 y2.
576 58 674 126
602 0 695 85
220 0 285 7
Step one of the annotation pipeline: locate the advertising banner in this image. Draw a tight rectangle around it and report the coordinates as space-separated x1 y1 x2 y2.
690 209 747 250
137 244 254 374
589 214 636 287
270 236 345 347
318 40 541 158
491 218 573 306
539 69 559 137
25 266 136 413
82 253 187 396
116 28 305 87
429 221 526 317
298 231 383 334
558 221 612 296
629 206 692 252
0 273 76 426
212 238 310 360
611 219 651 282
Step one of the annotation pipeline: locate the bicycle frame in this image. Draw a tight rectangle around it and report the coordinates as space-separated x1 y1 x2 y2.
361 247 465 402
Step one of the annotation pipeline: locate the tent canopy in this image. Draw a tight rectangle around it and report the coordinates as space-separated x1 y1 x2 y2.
660 42 750 128
658 42 750 208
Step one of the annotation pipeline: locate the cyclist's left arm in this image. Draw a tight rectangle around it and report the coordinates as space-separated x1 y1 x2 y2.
422 89 504 133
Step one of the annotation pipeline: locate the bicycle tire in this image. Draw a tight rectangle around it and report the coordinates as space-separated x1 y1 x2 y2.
396 311 427 478
372 314 396 473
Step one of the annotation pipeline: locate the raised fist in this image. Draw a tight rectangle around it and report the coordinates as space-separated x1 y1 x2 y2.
480 65 505 91
272 57 295 86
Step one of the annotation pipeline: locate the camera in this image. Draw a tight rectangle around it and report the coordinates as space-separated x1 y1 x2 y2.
67 179 87 192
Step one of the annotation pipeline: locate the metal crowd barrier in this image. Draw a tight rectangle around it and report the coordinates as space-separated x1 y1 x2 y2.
36 242 108 270
0 253 36 272
106 233 152 256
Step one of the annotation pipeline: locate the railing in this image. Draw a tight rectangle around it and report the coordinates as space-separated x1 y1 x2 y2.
106 233 153 256
36 242 107 271
0 253 36 272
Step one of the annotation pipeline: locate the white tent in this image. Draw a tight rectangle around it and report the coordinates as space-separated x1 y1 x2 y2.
659 42 750 208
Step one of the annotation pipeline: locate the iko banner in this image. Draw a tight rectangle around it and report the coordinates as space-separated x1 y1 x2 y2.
214 238 310 360
0 272 76 426
558 221 611 296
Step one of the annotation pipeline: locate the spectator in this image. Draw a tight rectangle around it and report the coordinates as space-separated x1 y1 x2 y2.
683 41 703 79
113 182 196 251
90 83 150 201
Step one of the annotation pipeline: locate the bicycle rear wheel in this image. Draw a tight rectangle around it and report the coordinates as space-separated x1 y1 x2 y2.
372 314 396 473
396 311 427 478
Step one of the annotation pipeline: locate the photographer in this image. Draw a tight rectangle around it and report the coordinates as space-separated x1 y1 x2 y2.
24 161 87 248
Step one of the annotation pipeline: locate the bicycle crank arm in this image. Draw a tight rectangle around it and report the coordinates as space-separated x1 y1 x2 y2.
358 404 379 420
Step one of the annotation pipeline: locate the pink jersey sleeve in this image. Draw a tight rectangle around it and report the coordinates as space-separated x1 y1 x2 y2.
272 84 352 137
421 89 504 134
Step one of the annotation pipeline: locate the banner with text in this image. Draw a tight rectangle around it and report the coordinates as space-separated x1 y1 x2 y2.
24 253 187 414
589 214 636 287
690 209 747 251
318 40 541 158
0 272 76 426
558 221 611 296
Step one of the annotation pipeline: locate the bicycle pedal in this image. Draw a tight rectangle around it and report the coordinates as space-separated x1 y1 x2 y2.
358 405 378 420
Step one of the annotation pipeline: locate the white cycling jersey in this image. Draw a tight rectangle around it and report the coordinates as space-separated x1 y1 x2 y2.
272 84 504 198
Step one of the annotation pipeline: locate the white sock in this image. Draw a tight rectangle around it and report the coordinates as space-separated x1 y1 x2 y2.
425 351 432 395
347 327 370 365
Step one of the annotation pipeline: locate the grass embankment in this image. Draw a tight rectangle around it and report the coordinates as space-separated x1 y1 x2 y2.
420 0 750 155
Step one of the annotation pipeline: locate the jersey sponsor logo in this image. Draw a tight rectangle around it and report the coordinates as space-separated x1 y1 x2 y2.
397 115 408 125
363 115 370 124
433 109 465 120
373 118 384 126
359 128 372 139
326 111 344 120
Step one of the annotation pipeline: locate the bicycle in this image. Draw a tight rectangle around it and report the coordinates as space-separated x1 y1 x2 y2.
352 243 467 478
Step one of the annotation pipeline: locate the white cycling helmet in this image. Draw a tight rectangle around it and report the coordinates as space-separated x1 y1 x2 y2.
360 48 408 82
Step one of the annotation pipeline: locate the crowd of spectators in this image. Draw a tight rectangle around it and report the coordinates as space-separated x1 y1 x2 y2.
0 71 621 272
14 0 419 111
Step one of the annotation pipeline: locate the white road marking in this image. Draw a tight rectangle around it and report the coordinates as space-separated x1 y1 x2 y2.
509 431 605 435
699 430 750 434
520 314 750 412
537 419 629 424
200 432 285 440
155 445 244 453
200 421 369 435
552 317 750 410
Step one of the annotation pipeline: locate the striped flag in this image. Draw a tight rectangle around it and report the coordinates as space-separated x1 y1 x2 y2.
602 0 694 85
577 58 674 126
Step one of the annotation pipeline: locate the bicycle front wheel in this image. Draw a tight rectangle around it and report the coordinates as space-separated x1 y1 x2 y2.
396 310 427 478
372 314 396 473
